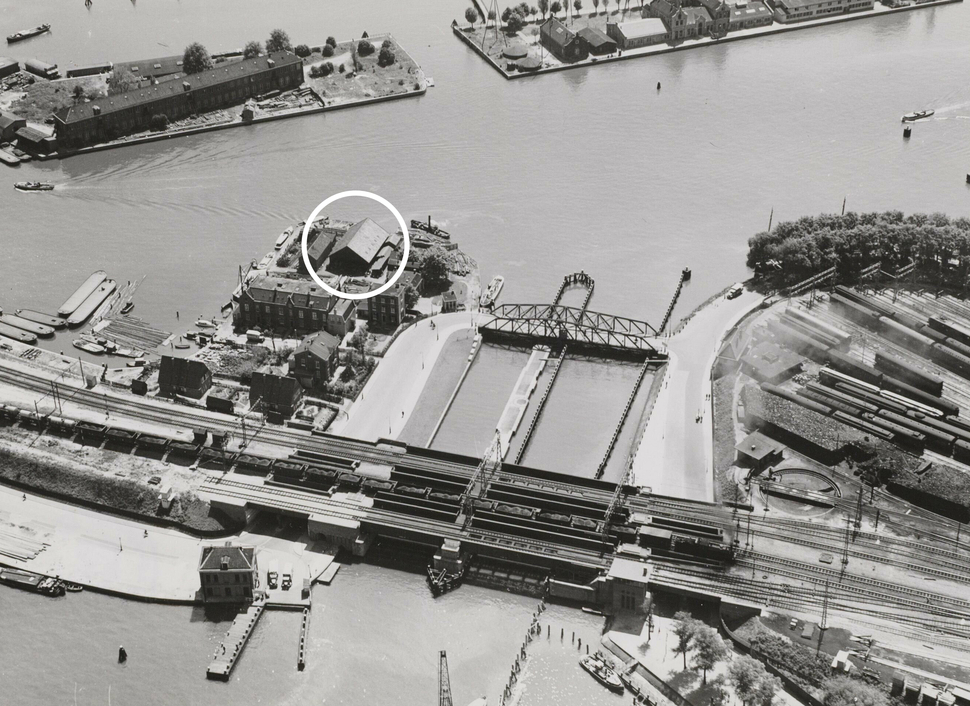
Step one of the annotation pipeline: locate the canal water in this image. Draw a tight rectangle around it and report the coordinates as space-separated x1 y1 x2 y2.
2 0 970 702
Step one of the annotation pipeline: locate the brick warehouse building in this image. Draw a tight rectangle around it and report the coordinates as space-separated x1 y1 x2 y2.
234 274 357 339
53 51 303 149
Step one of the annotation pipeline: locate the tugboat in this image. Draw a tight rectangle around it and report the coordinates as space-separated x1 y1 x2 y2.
901 110 934 122
0 567 66 596
14 181 54 192
579 654 624 693
120 302 134 315
6 24 51 43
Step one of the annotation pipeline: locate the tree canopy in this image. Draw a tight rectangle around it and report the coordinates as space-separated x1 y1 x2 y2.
727 656 771 706
243 40 262 59
672 611 702 670
266 28 292 53
823 677 888 706
182 42 213 75
466 6 480 23
378 46 396 67
747 211 970 286
107 66 139 95
692 627 728 684
419 249 451 289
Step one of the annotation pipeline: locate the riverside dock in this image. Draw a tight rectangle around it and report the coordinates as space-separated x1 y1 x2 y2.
206 601 265 680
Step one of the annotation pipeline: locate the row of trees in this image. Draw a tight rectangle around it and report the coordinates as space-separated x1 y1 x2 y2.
747 211 970 286
182 29 297 77
494 0 638 30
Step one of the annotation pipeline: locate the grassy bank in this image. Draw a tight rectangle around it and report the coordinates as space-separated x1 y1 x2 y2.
0 442 240 535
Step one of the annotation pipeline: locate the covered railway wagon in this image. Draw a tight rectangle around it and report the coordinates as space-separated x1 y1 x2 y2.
785 308 851 346
880 377 957 417
928 316 970 349
832 287 900 318
826 350 883 387
860 412 926 451
876 316 935 356
304 466 337 491
780 314 846 351
237 454 273 472
929 343 970 379
874 352 944 397
876 409 955 455
272 460 306 483
768 320 831 360
830 410 893 440
829 292 881 326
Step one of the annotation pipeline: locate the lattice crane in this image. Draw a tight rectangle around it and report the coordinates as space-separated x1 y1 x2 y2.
439 650 453 706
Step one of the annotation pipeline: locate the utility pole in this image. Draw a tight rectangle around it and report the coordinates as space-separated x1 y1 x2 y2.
816 580 829 656
841 513 851 576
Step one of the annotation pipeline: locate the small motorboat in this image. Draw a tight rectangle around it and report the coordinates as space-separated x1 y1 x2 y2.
14 181 54 192
579 654 624 693
73 339 105 354
7 24 51 43
195 318 215 328
120 302 134 315
901 110 934 122
63 582 84 592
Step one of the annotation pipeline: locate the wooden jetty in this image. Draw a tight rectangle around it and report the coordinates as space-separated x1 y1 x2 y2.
297 607 310 671
206 602 264 681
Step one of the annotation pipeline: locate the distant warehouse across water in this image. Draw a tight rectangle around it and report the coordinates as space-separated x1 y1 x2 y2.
52 51 303 149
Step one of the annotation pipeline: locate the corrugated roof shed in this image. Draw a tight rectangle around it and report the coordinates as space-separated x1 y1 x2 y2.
331 218 392 267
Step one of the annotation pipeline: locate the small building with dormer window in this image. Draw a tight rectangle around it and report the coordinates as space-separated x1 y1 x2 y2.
199 543 257 604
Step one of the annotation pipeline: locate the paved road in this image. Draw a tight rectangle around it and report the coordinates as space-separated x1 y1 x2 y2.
333 311 477 442
631 289 763 501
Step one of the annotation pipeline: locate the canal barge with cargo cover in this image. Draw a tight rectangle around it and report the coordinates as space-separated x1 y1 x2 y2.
59 271 107 317
66 280 116 327
6 24 51 44
0 568 65 596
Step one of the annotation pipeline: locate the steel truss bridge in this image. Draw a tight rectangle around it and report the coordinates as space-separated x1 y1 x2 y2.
481 303 660 354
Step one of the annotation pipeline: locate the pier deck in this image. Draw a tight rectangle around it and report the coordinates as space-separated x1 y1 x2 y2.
207 601 265 680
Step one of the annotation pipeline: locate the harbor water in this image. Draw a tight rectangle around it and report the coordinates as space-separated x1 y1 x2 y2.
1 0 970 702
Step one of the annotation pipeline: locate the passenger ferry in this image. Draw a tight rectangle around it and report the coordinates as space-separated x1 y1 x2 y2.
6 24 51 43
480 275 504 308
579 654 624 693
14 181 54 192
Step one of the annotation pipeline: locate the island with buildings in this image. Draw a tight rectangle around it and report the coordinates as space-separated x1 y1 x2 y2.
453 0 961 78
0 28 428 163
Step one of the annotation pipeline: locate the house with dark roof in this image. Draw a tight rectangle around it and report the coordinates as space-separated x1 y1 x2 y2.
441 290 458 314
292 331 341 390
158 355 212 399
327 298 357 338
199 543 257 603
577 26 617 55
328 218 393 275
540 18 589 63
15 126 56 155
234 274 345 336
250 370 303 421
301 230 338 274
53 52 303 149
0 111 26 142
735 431 784 474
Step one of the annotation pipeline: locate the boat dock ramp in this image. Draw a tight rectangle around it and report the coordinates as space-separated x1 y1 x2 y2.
206 601 266 681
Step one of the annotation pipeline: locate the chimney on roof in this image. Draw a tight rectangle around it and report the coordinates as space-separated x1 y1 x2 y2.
267 59 275 68
182 81 191 91
92 105 101 115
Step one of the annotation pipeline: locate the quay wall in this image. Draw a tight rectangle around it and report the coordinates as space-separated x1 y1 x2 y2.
44 83 427 162
453 0 962 81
